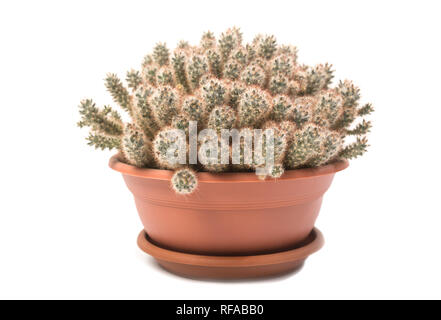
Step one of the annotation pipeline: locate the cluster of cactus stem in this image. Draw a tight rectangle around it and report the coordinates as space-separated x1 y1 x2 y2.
78 28 373 194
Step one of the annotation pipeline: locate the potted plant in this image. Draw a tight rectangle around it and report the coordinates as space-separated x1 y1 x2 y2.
77 28 372 279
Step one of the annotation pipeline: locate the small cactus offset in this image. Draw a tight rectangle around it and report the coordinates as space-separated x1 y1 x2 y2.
78 28 373 194
171 168 198 194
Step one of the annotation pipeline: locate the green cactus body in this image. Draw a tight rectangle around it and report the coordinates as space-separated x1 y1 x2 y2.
153 43 170 66
223 60 243 81
238 87 271 127
187 54 209 90
208 105 236 134
181 96 205 123
271 54 294 78
268 163 285 178
290 97 313 128
121 123 152 167
200 31 216 50
142 64 158 86
292 65 309 94
150 86 180 127
105 74 133 115
153 127 187 169
339 137 368 159
271 95 293 122
219 27 242 62
199 132 229 172
156 67 175 86
308 130 342 167
231 47 248 66
206 49 222 78
276 45 298 60
142 54 153 67
132 85 158 138
285 124 323 169
258 124 287 164
171 168 198 194
126 69 142 91
78 99 123 137
227 81 246 110
255 35 277 60
200 78 227 113
240 64 266 87
306 63 334 94
278 120 296 142
337 80 360 107
312 91 344 129
268 74 289 95
171 114 190 134
332 80 363 131
86 133 121 150
172 50 191 93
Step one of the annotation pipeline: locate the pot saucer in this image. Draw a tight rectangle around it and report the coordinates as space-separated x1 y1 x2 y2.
137 228 324 280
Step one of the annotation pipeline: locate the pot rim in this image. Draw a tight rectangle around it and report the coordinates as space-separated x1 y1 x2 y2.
109 154 349 183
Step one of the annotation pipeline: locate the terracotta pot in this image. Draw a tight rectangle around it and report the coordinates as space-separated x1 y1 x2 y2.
109 155 348 256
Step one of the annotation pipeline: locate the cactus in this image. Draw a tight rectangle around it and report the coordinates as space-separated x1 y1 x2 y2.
270 95 293 121
218 27 242 61
307 130 342 167
200 78 227 113
156 67 175 86
181 96 205 123
306 63 334 94
231 47 248 66
78 99 123 137
142 64 158 86
187 54 209 90
126 69 142 91
200 31 216 50
153 43 170 66
78 28 373 194
86 133 121 150
238 87 271 127
223 60 242 81
171 50 190 92
258 124 288 164
227 81 246 109
230 127 254 170
132 85 158 139
206 49 222 78
268 163 285 179
268 74 289 95
255 35 277 60
208 105 236 134
105 74 133 115
121 123 152 167
271 54 295 78
150 86 180 127
199 133 230 173
285 124 323 169
240 64 266 87
153 127 187 169
339 137 368 159
312 91 344 129
171 168 198 194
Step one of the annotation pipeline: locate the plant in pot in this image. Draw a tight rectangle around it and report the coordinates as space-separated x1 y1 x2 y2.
77 27 372 279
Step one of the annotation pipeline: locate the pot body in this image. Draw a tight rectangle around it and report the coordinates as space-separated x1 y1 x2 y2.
110 155 348 255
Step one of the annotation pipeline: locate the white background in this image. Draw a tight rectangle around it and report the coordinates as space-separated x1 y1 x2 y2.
1 0 440 299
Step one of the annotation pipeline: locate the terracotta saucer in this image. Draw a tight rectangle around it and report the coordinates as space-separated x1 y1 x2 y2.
137 228 324 280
